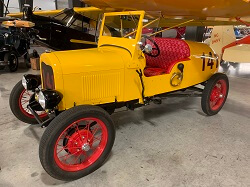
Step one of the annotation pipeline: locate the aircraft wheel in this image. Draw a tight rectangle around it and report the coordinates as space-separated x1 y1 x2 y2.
5 51 18 72
229 62 239 69
201 73 229 116
220 61 229 72
39 105 116 181
9 80 48 124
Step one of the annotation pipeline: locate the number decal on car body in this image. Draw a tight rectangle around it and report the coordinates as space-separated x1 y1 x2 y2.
201 52 219 71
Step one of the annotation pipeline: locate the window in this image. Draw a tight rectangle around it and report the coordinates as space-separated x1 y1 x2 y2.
103 15 140 39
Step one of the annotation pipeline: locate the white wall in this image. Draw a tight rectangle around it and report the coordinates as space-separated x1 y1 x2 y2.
4 0 56 13
57 1 69 9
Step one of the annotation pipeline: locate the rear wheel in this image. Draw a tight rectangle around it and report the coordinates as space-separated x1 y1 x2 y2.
9 80 48 124
39 105 116 181
5 51 18 72
201 73 229 116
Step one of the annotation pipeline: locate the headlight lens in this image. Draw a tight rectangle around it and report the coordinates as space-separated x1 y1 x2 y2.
37 90 62 110
38 91 46 109
22 76 27 89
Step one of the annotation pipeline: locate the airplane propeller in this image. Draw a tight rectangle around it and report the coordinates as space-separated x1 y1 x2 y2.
1 20 35 28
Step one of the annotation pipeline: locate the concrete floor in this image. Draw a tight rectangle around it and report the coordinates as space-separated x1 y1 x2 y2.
0 57 250 186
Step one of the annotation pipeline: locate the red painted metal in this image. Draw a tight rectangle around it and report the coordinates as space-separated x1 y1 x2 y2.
54 117 108 172
209 79 227 111
222 35 250 53
235 17 250 27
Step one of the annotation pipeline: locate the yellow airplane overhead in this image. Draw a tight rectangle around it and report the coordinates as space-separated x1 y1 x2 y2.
83 0 250 18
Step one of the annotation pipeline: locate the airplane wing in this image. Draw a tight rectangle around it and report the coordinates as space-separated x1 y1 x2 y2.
157 18 247 27
83 0 250 19
73 7 103 20
7 7 103 20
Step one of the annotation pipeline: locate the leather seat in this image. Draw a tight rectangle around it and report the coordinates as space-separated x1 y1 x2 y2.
144 37 190 77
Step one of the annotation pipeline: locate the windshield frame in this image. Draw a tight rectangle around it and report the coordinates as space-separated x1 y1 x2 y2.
99 11 145 41
98 11 145 59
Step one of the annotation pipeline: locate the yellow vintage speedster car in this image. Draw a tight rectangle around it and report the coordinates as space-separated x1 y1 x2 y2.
9 11 229 180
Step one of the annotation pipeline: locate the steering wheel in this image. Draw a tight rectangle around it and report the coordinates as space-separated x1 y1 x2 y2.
141 36 160 57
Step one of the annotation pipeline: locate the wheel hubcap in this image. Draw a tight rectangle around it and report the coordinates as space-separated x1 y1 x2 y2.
209 79 227 111
66 129 94 155
82 143 90 151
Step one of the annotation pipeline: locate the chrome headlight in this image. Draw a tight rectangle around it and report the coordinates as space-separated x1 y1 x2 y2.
37 90 62 110
22 76 27 89
38 91 46 109
22 74 41 90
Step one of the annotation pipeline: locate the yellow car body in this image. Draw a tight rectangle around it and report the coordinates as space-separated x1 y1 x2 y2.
40 11 218 111
9 10 229 181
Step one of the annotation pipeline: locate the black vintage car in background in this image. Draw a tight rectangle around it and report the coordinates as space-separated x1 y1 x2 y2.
0 19 31 72
23 6 98 51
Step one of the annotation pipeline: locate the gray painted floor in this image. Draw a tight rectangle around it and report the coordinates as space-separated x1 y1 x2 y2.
0 54 249 186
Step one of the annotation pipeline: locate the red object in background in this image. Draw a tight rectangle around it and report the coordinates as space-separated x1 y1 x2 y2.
222 35 250 53
142 28 153 34
175 27 186 39
142 27 186 38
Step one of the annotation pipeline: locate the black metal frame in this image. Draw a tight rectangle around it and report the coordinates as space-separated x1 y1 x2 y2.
19 0 33 11
0 0 10 16
27 104 55 128
26 76 204 128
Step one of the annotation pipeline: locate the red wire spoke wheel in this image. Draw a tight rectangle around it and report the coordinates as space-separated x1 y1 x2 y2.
201 73 229 116
9 80 48 124
54 118 108 171
39 106 115 181
18 89 47 118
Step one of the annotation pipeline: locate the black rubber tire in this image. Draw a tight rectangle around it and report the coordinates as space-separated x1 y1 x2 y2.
39 105 116 181
5 51 19 72
201 73 229 116
9 80 48 124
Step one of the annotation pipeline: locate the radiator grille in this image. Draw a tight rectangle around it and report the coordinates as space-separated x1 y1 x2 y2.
82 72 121 101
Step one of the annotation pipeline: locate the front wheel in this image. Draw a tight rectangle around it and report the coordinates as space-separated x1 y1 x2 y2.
201 73 229 116
9 80 48 124
39 105 116 181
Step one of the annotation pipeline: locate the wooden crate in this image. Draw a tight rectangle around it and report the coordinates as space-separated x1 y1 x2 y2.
30 57 40 70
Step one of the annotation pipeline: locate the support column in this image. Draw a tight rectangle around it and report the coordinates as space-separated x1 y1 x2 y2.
185 26 205 42
19 0 33 11
0 1 3 17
